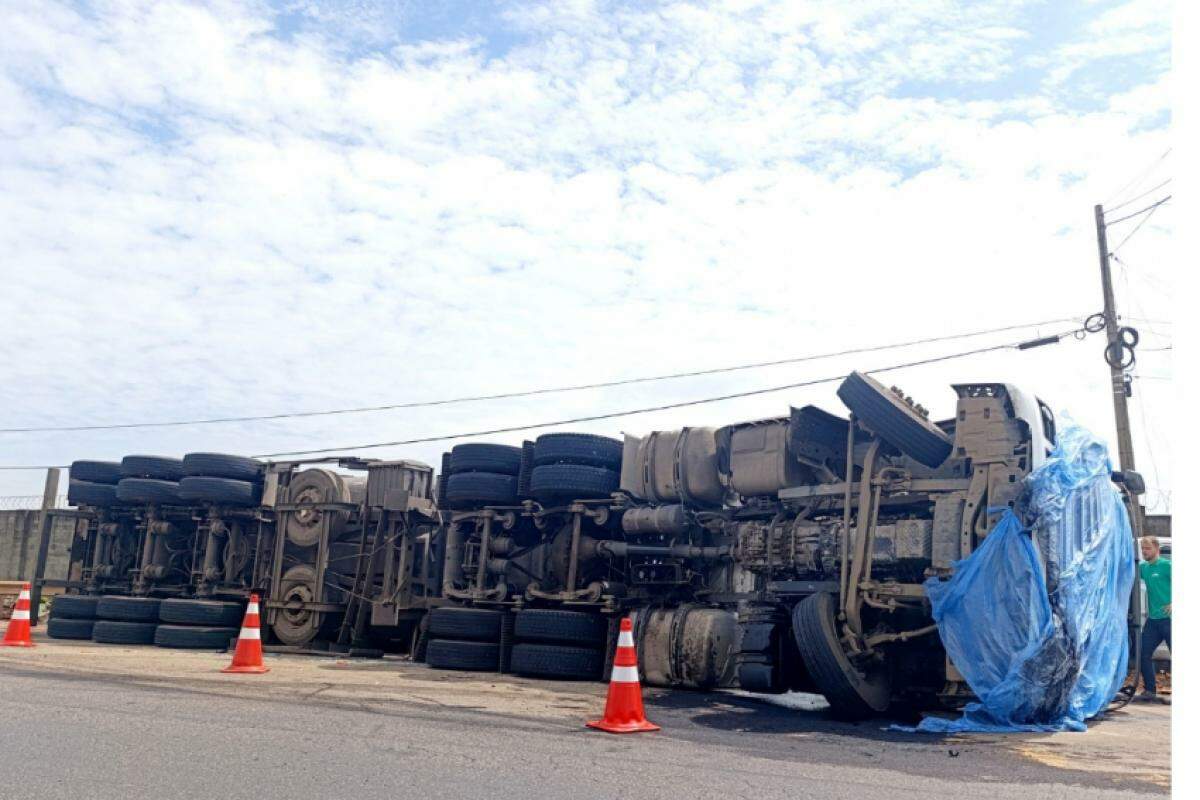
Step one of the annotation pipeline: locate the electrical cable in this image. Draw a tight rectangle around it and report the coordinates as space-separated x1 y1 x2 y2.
1103 148 1171 207
0 465 69 471
1109 201 1168 258
1105 195 1170 229
253 326 1086 458
0 315 1085 435
1104 179 1171 215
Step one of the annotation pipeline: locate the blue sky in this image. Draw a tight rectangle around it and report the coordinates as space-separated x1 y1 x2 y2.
0 0 1173 508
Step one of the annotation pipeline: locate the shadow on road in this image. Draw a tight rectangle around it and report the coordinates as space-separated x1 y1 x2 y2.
647 689 945 743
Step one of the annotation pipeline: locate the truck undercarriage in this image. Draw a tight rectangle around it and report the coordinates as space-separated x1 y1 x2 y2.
40 370 1139 718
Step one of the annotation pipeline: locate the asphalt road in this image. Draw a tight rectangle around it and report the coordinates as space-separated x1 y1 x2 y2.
0 660 1166 800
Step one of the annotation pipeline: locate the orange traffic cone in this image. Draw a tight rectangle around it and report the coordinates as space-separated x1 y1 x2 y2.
221 593 269 674
2 582 35 648
587 617 659 734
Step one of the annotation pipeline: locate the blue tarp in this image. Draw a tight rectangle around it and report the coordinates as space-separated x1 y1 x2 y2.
913 419 1136 733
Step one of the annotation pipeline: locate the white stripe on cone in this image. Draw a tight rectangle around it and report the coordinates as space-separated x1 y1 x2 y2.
11 609 30 621
17 590 30 601
617 630 634 648
239 627 261 640
246 602 259 614
610 665 640 683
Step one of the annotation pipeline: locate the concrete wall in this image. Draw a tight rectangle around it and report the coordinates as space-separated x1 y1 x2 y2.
0 510 77 582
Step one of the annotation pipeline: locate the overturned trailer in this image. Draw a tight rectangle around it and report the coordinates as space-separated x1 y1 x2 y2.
47 454 442 654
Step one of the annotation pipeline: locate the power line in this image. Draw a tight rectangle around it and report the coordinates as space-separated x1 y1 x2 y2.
1104 179 1171 215
0 465 68 471
1105 194 1171 229
1110 200 1168 256
0 315 1085 434
1104 148 1171 207
253 327 1085 458
1110 253 1172 298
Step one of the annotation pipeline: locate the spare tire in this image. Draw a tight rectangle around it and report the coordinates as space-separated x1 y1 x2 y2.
510 643 604 681
444 472 518 509
70 460 123 484
154 625 238 650
529 464 618 502
284 468 363 548
182 452 263 481
158 598 245 627
427 607 505 642
92 620 158 645
68 480 120 508
179 476 260 507
514 609 607 646
50 594 100 620
448 443 523 476
271 564 341 646
836 372 952 468
120 455 185 481
47 617 96 640
425 639 501 672
96 595 162 622
116 478 183 505
533 433 622 470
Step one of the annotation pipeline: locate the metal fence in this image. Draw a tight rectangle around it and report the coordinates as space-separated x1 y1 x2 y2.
0 495 69 511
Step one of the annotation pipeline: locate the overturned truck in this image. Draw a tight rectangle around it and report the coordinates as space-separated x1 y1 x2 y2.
45 370 1136 719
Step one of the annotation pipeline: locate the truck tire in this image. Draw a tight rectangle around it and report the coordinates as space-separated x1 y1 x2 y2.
533 433 622 470
178 476 260 507
425 639 501 671
283 468 362 548
448 443 523 476
70 460 123 484
792 592 891 720
836 372 952 468
514 609 607 646
529 464 618 502
47 617 95 640
510 643 604 681
427 607 504 642
272 564 339 646
96 596 162 622
120 455 186 481
50 594 100 620
158 598 245 627
92 620 158 645
444 472 518 509
116 478 183 505
68 480 120 508
437 453 451 509
182 452 263 481
154 624 238 650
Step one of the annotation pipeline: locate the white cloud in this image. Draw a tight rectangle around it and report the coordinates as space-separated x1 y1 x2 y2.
0 0 1173 511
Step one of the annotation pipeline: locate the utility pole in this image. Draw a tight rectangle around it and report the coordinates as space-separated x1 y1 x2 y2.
1093 204 1138 473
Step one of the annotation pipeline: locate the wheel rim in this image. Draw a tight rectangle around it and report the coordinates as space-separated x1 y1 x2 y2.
285 469 351 547
271 566 324 645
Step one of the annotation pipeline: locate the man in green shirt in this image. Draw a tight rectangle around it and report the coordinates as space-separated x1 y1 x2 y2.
1137 536 1171 701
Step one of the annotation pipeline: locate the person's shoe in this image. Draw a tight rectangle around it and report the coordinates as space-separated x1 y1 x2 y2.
1134 690 1158 703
